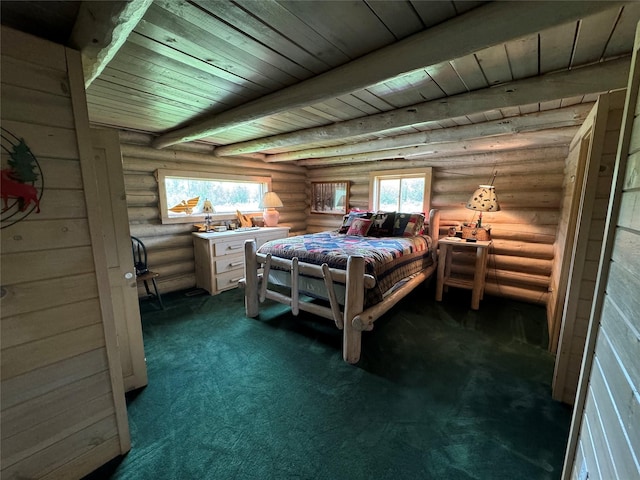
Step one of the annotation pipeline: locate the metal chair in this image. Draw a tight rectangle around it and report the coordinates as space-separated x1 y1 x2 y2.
131 236 164 309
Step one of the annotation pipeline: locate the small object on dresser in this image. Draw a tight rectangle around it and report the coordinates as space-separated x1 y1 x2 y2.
236 210 253 227
448 226 457 237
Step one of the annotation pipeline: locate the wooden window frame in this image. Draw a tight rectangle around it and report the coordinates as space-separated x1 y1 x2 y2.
156 169 272 224
369 167 432 213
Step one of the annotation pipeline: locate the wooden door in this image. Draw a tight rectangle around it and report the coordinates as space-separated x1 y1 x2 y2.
92 128 148 391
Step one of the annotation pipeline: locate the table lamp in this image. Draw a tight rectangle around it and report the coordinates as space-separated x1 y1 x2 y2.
465 184 499 228
203 199 215 231
260 191 283 227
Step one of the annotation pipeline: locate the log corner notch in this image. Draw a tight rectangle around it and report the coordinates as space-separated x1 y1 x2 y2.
149 1 623 150
69 0 153 89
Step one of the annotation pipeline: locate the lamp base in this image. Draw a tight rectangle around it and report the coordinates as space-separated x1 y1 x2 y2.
263 209 279 227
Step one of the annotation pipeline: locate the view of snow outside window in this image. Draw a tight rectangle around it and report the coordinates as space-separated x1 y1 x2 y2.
165 177 266 216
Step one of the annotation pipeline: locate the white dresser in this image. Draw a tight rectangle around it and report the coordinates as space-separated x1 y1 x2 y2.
193 227 290 295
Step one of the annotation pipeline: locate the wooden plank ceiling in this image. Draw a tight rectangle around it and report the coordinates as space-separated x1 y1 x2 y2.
3 1 640 165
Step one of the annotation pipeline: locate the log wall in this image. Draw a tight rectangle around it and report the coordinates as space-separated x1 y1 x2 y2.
118 132 308 295
306 144 574 305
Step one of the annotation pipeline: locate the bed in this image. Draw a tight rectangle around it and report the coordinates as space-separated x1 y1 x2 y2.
241 209 440 364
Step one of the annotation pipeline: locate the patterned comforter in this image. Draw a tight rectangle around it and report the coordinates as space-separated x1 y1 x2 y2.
257 232 435 305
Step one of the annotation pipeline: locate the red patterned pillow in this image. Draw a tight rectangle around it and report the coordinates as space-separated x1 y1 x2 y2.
347 218 373 236
338 211 371 233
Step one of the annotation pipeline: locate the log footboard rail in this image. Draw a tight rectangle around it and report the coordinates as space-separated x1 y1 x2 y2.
241 239 436 364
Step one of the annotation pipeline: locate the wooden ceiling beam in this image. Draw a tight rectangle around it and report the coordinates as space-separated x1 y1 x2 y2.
216 58 629 157
151 1 622 149
264 103 594 162
70 0 153 88
297 126 580 167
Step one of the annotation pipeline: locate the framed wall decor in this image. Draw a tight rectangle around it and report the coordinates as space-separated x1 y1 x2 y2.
311 181 349 214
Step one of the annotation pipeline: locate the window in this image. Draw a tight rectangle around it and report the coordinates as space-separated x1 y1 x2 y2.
369 168 432 213
156 169 271 224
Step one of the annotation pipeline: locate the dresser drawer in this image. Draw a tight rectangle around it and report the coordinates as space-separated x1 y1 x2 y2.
216 270 246 292
215 255 245 274
213 237 251 256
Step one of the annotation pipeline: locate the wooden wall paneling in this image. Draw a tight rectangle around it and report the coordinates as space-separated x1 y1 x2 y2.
2 370 111 440
1 55 71 96
1 219 92 254
2 391 115 469
1 84 77 128
2 417 120 480
1 350 109 411
600 293 640 401
581 387 617 480
0 27 67 70
1 298 101 349
1 26 129 480
563 22 640 480
589 343 640 480
2 323 105 380
1 246 94 284
0 120 80 159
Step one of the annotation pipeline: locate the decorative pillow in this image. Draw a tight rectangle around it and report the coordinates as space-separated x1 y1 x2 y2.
392 213 425 237
338 211 372 233
347 218 373 236
368 211 396 237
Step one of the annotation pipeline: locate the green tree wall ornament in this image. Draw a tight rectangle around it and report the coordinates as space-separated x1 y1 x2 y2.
1 127 43 228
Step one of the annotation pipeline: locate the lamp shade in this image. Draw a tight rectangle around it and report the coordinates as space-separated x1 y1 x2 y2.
260 191 283 227
259 191 283 209
466 185 500 213
202 199 215 213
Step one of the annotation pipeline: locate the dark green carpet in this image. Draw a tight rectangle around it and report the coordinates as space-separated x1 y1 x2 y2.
86 284 571 480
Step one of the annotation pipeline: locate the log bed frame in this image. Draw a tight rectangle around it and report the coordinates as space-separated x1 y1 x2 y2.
241 209 440 364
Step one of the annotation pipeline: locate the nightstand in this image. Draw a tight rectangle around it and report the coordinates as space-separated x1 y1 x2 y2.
435 238 492 310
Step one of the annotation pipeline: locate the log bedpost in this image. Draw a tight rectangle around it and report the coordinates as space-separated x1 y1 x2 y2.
343 255 365 364
244 239 259 317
